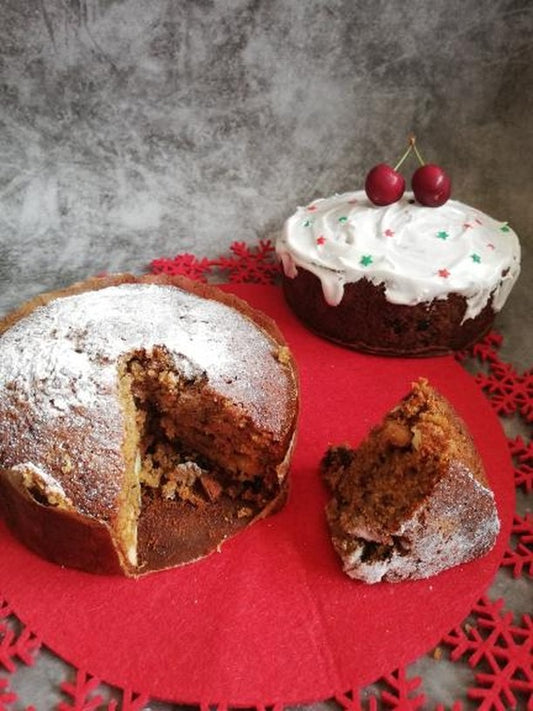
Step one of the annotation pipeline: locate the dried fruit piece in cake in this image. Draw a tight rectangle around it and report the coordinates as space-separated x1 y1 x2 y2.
321 379 499 583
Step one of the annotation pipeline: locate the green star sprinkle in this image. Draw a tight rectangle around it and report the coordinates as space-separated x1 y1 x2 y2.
338 216 348 224
500 223 510 232
360 255 373 267
303 219 313 227
436 231 448 240
471 253 481 263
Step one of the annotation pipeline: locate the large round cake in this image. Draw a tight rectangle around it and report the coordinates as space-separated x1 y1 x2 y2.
0 275 299 576
276 191 521 356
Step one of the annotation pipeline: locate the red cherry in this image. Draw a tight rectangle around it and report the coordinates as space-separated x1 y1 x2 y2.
411 164 451 207
365 163 405 206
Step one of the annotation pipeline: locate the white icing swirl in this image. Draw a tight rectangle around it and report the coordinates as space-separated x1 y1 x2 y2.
277 191 521 321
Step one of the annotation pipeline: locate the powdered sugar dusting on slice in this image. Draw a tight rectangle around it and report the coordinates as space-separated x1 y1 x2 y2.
338 463 500 583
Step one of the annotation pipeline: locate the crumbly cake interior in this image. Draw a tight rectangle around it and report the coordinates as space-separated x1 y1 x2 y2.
322 380 483 566
119 346 277 569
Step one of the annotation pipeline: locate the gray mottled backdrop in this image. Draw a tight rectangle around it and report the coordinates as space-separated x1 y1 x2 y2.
1 2 533 707
1 0 532 316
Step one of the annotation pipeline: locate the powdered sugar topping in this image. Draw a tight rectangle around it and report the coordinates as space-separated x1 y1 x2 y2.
1 283 287 419
335 462 499 583
0 283 293 511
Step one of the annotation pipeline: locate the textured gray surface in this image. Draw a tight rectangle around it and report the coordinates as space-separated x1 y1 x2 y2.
1 0 532 708
1 0 532 313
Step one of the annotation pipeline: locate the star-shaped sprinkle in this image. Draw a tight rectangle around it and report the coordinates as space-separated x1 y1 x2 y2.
303 219 313 227
500 222 510 232
436 231 449 240
360 255 373 267
316 235 326 246
471 253 481 263
384 228 395 237
307 205 317 212
438 268 450 278
338 215 348 224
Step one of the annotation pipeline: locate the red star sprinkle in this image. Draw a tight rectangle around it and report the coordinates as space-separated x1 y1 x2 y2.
438 268 451 278
487 243 495 250
384 229 395 237
316 235 326 245
307 205 317 212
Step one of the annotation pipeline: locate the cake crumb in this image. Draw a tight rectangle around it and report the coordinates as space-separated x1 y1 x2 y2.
200 474 222 502
237 506 253 518
275 346 292 365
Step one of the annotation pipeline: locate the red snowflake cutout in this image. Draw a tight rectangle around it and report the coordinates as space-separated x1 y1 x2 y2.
475 361 523 418
335 667 425 710
149 240 280 285
252 704 285 711
58 670 104 711
0 621 41 673
0 677 17 707
215 240 280 284
150 253 214 282
455 330 503 365
517 368 533 424
508 436 533 493
443 596 533 710
501 513 533 578
0 597 12 621
58 670 150 711
106 689 150 711
379 668 425 709
334 687 379 711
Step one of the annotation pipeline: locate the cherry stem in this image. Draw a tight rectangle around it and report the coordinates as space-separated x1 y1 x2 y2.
411 138 426 166
393 142 413 171
392 134 427 171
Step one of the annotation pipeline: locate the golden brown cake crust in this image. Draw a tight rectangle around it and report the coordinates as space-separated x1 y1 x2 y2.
0 274 299 576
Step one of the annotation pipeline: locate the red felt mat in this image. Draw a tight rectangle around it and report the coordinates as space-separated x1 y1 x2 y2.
0 284 514 707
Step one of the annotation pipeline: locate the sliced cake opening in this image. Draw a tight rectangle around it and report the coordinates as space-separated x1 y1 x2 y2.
321 378 499 583
118 346 284 572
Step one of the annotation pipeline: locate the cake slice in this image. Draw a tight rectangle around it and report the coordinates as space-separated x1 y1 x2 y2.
321 379 499 583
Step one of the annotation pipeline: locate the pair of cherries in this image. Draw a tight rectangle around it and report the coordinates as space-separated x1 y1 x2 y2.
365 136 451 207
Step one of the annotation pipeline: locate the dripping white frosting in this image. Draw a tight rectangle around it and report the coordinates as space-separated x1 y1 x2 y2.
276 191 521 321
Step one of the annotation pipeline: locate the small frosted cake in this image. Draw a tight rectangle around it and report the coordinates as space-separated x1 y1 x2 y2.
321 379 499 583
277 191 520 356
0 275 299 576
